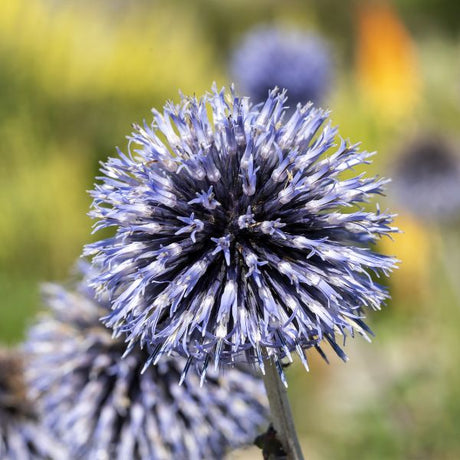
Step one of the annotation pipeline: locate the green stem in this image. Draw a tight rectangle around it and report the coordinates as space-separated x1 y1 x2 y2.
262 355 305 460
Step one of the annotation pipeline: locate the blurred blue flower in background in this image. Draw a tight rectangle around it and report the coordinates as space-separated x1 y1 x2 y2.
0 348 64 460
25 267 268 460
230 25 333 106
392 136 460 221
85 86 397 383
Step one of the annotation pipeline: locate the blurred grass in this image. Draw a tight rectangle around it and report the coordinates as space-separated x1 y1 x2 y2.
1 0 460 458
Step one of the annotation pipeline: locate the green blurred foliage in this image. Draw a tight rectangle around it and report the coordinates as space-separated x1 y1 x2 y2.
1 0 460 458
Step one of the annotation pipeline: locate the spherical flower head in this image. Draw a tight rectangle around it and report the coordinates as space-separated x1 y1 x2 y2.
0 348 64 460
392 135 460 221
230 26 333 106
25 272 268 460
85 86 397 380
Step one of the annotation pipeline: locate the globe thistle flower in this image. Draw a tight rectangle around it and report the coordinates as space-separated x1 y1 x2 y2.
85 86 397 382
25 272 268 460
0 348 64 460
230 26 332 106
392 135 460 220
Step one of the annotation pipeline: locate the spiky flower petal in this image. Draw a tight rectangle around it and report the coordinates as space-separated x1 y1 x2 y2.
85 86 397 379
0 349 64 460
231 26 332 105
25 272 268 460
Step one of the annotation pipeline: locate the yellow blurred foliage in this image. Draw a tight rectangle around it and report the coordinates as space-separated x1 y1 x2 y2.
0 0 221 100
379 213 431 301
0 140 90 273
356 1 421 122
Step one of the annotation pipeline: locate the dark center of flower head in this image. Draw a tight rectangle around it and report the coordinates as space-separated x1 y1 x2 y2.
87 87 397 381
0 350 35 422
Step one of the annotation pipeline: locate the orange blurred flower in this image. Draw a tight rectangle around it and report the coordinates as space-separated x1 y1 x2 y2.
356 1 421 121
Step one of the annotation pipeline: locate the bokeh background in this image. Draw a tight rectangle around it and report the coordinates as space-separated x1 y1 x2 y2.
1 0 460 458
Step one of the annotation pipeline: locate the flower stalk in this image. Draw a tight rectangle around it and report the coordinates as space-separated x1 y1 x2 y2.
262 354 305 460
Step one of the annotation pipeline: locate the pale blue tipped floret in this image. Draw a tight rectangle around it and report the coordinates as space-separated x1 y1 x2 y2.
24 272 268 460
231 25 333 105
85 85 398 382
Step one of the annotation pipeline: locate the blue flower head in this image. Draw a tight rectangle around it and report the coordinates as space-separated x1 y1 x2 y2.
25 269 268 460
85 86 397 382
393 135 460 220
230 26 333 106
0 348 64 460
